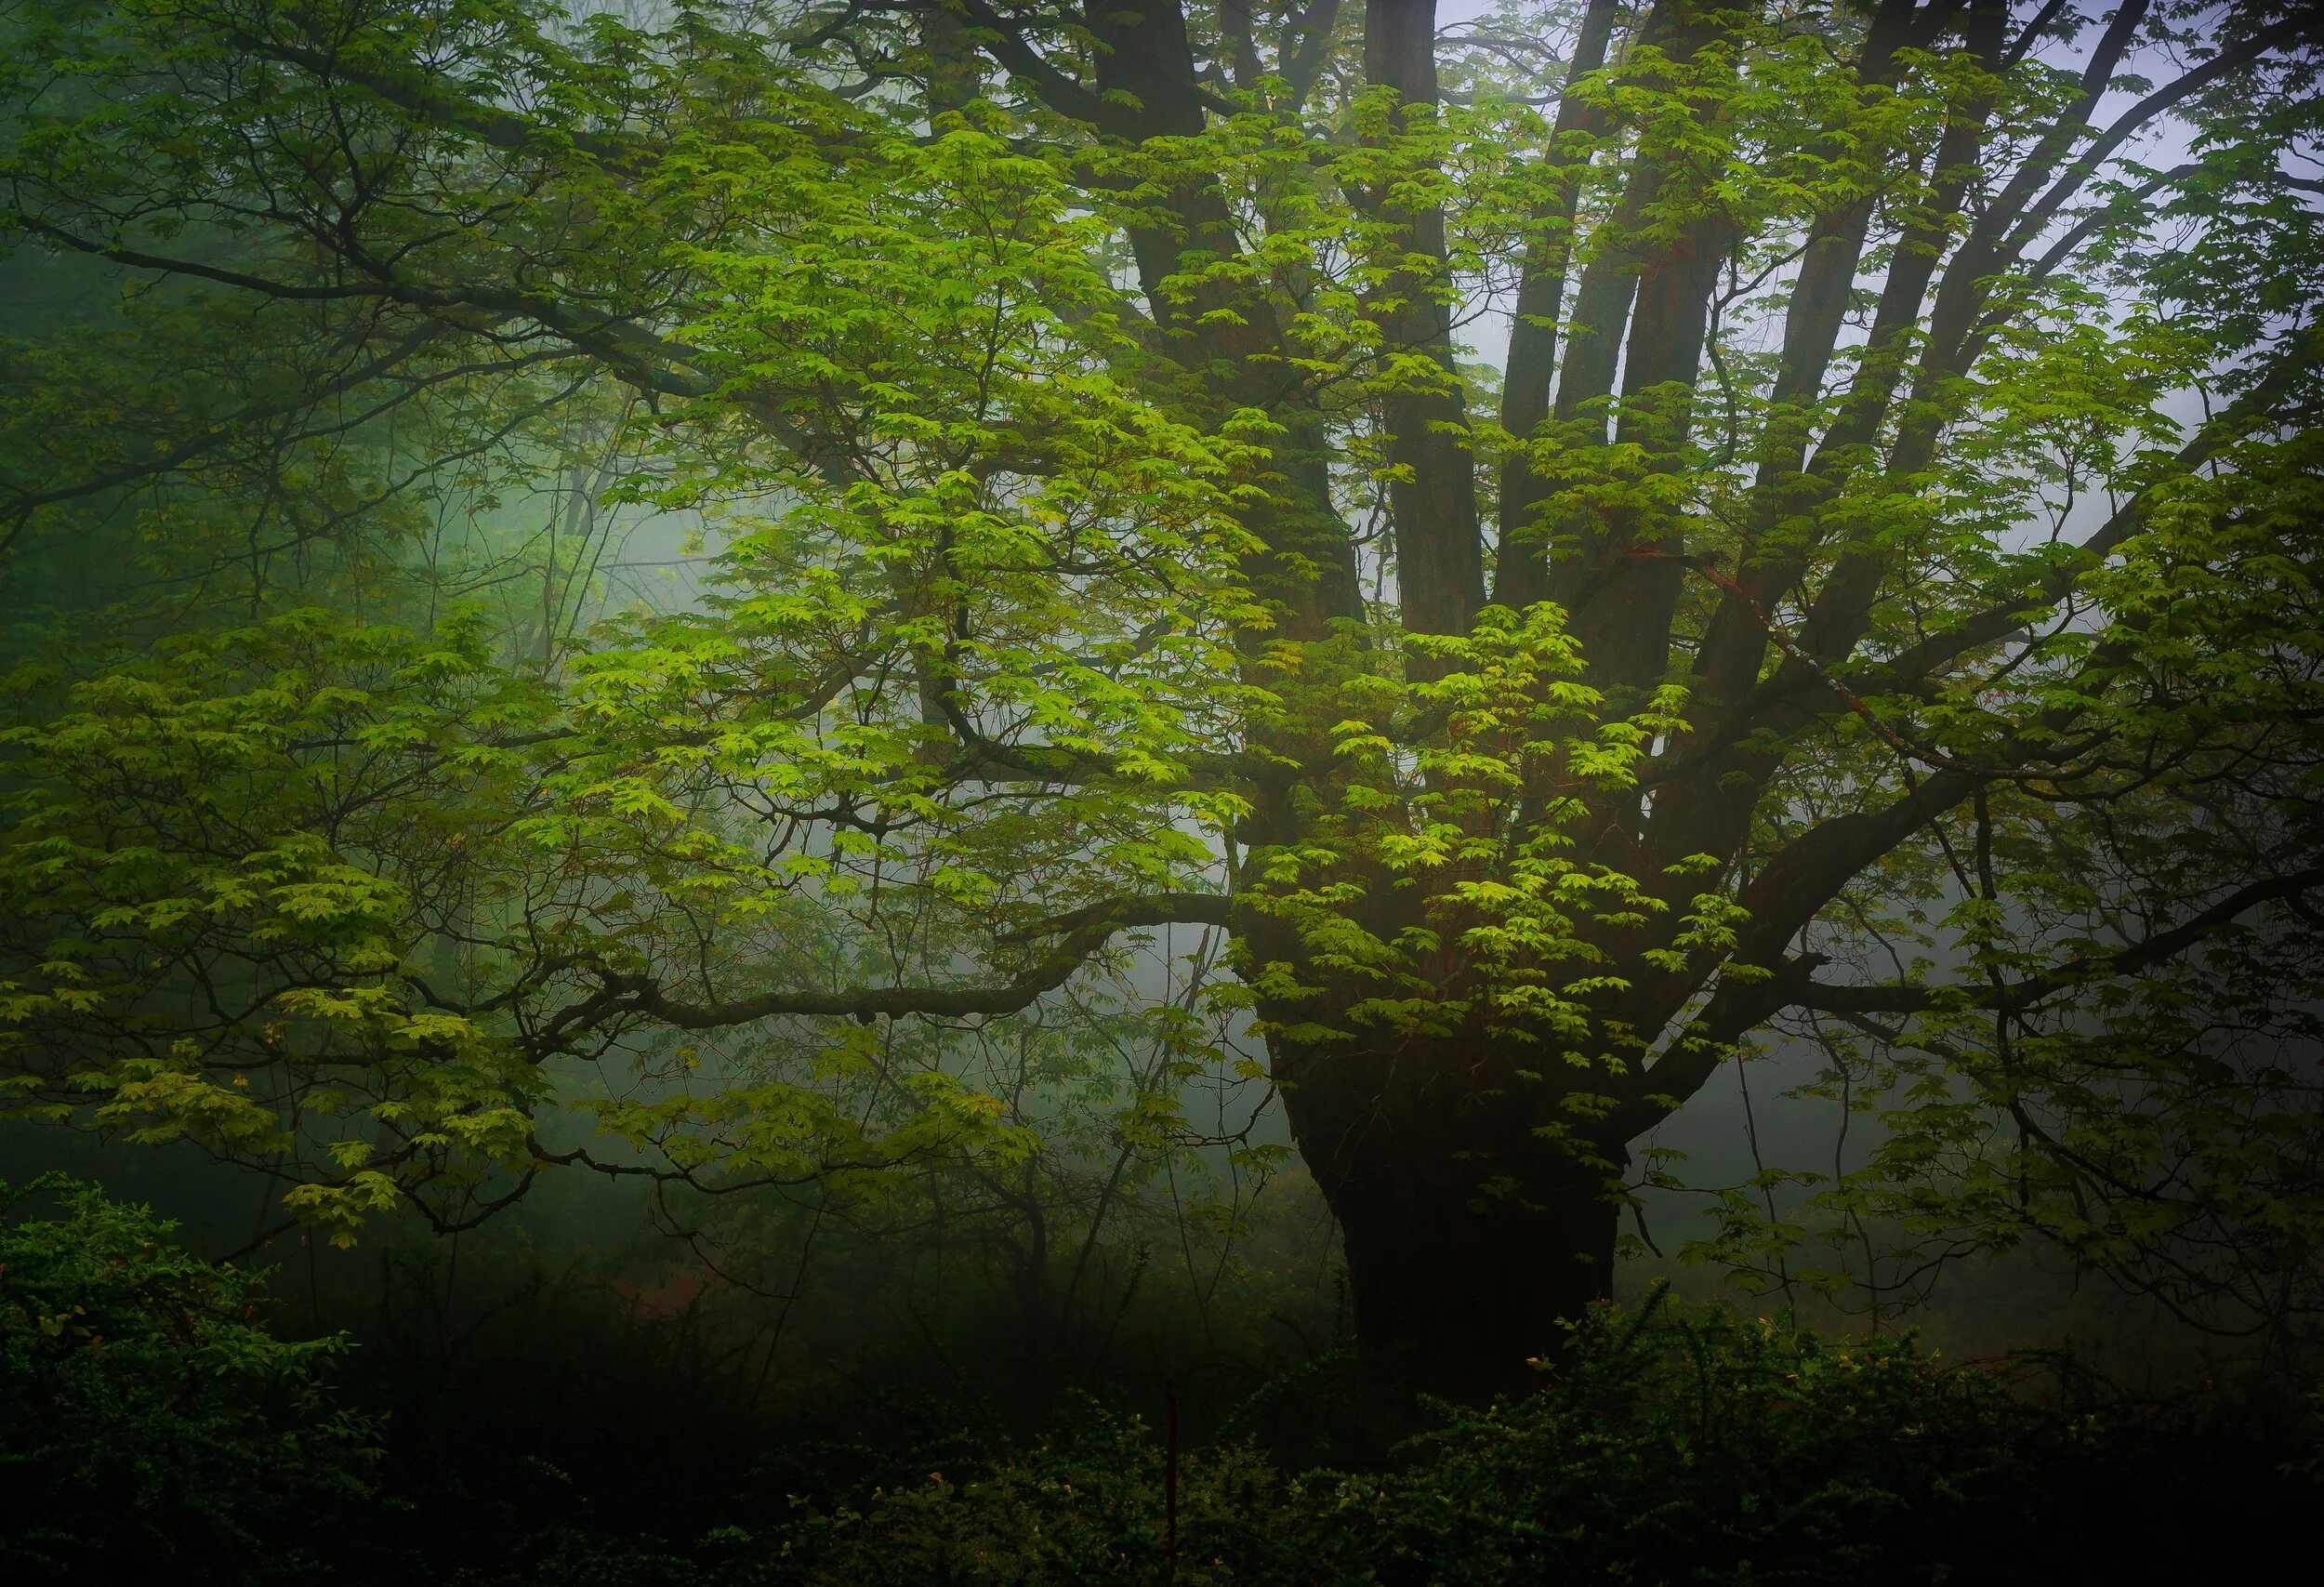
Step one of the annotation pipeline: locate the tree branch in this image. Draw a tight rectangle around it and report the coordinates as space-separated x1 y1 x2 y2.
952 0 1136 133
1792 865 2324 1015
1868 324 2324 692
561 893 1235 1033
1999 10 2323 262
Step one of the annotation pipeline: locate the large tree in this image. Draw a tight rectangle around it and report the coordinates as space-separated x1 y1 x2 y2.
4 0 2323 1392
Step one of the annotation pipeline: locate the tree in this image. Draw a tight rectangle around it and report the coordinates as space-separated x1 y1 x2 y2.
3 0 2322 1394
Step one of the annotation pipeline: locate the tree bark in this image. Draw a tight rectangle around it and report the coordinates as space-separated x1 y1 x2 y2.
1331 1150 1623 1399
1274 1027 1627 1398
1492 0 1625 609
1364 0 1485 662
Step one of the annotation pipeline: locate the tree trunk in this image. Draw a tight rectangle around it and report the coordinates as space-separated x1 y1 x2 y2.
1333 1159 1622 1400
1274 1032 1628 1400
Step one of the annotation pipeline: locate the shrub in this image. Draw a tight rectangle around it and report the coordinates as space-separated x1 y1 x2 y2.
0 1175 379 1582
728 1288 2316 1585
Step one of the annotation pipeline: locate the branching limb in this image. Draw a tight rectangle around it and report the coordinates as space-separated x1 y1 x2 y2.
1791 866 2324 1016
547 893 1235 1039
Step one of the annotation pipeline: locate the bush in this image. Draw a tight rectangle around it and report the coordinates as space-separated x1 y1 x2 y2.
7 1191 2304 1587
712 1288 2316 1586
0 1175 379 1582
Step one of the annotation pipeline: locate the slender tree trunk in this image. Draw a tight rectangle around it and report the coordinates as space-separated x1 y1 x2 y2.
1363 0 1485 660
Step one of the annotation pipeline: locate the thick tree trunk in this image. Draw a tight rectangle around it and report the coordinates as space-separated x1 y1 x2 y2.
1331 1157 1623 1400
1273 1030 1628 1400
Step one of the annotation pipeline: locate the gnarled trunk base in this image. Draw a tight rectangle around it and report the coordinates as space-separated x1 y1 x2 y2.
1331 1167 1621 1401
1272 1029 1629 1401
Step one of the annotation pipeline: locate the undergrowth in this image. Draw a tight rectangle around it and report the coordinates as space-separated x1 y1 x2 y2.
3 1177 2313 1585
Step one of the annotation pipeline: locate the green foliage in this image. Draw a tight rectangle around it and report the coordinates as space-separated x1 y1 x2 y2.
0 1174 378 1582
0 611 561 1237
2 0 2322 1366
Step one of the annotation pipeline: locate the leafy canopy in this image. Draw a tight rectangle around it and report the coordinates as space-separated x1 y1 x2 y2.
0 0 2320 1341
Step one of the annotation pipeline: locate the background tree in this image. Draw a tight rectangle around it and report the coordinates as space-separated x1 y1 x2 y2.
3 0 2321 1395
